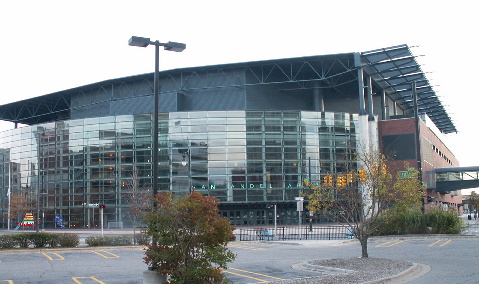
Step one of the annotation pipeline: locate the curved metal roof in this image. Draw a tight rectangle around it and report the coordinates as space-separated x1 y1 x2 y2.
360 44 456 134
0 45 456 134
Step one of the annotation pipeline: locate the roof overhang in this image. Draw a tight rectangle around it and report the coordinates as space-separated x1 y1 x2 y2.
360 44 456 134
0 45 456 134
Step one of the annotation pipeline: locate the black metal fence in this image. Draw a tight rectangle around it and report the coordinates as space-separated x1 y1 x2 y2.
238 226 352 241
239 223 479 241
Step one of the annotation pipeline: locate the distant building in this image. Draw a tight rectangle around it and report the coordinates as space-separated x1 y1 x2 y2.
379 116 461 211
0 45 458 228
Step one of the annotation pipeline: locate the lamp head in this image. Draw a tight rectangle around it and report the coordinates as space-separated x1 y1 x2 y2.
164 41 186 52
128 36 151 47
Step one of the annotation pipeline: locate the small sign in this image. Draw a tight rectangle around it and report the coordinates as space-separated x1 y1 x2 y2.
20 213 36 227
398 171 407 179
295 197 304 212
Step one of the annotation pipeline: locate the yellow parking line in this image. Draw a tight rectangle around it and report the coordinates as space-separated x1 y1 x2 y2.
229 244 267 251
72 277 105 284
42 252 65 260
440 240 452 246
376 240 405 247
375 240 396 247
0 280 14 284
224 270 269 282
227 267 285 280
429 240 452 247
90 250 120 258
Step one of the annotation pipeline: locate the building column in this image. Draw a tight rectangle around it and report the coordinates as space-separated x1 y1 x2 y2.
354 53 367 116
380 90 387 120
313 82 325 112
366 75 375 122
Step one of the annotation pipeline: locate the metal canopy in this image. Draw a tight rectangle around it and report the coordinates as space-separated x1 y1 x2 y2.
0 45 456 134
361 44 457 134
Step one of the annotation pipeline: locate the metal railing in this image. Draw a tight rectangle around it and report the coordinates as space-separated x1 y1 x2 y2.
238 226 352 241
462 224 479 235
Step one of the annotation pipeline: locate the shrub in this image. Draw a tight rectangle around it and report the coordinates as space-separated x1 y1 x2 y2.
12 233 31 248
144 192 236 284
374 208 464 235
29 233 59 248
397 209 428 235
109 235 133 246
57 233 79 247
0 235 17 249
0 232 79 249
374 209 426 235
85 235 133 246
425 208 464 234
85 236 106 246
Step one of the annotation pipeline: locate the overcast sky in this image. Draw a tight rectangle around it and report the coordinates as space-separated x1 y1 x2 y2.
1 1 478 193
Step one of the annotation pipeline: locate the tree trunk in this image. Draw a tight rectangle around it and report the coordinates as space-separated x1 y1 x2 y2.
360 237 369 258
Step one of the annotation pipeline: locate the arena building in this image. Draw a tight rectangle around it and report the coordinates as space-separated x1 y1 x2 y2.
0 44 459 228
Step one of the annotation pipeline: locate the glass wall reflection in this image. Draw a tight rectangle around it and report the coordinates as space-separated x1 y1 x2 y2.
0 111 358 228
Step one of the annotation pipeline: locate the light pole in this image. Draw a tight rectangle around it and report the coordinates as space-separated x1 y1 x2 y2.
7 161 11 230
181 150 192 193
128 36 186 198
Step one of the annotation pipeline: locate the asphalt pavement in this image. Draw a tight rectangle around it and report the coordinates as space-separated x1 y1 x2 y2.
1 215 478 283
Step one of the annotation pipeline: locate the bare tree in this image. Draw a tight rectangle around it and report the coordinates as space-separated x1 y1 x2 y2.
9 194 31 225
467 191 479 215
303 150 424 258
123 165 152 234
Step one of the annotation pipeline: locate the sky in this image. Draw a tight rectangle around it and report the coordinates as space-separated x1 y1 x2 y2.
1 0 478 193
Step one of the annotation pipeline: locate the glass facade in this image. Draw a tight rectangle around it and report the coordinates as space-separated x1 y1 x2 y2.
0 111 358 228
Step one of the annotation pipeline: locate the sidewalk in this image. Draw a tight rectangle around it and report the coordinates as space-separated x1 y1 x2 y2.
461 213 479 225
0 227 138 235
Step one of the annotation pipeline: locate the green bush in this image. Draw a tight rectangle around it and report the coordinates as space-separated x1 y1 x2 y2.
85 235 133 246
0 235 17 249
397 209 428 234
57 233 79 247
374 208 463 235
12 233 31 248
425 208 464 234
0 232 79 249
374 209 426 235
85 236 106 246
109 235 133 246
29 233 58 248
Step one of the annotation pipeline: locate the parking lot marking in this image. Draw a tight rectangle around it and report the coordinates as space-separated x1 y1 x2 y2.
429 240 452 247
72 277 105 284
42 252 65 260
440 240 452 246
90 250 120 258
229 244 267 251
225 270 269 282
0 281 14 284
226 267 285 281
376 240 405 247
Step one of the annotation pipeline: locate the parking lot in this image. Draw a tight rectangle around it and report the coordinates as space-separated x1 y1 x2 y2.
1 236 479 283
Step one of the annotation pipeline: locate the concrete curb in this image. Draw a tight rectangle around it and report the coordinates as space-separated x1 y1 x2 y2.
364 262 431 284
0 245 144 255
293 262 356 275
293 259 431 284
